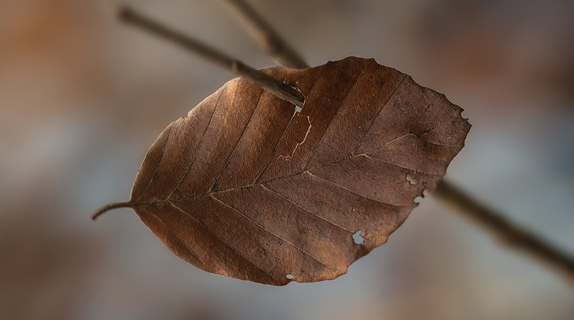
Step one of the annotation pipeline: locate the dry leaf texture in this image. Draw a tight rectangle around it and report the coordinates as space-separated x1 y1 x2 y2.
120 57 470 285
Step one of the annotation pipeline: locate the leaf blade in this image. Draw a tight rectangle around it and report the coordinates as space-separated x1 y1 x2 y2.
121 57 470 285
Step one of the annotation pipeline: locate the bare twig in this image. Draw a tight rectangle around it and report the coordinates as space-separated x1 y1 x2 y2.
220 0 309 69
119 7 304 106
434 179 574 282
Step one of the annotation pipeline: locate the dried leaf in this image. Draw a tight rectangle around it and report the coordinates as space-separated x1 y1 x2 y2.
94 57 470 285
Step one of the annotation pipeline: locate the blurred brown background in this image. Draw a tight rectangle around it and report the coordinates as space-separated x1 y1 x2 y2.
1 0 573 319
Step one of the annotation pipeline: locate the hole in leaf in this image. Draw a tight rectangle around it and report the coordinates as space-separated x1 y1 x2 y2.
295 105 302 113
406 173 418 185
286 274 294 280
352 230 365 245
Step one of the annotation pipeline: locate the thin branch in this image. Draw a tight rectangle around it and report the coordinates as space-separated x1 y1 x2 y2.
220 0 310 69
119 7 304 106
434 179 574 282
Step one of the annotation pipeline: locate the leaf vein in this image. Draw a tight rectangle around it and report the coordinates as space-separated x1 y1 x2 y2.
303 60 371 169
169 89 223 198
210 90 264 191
357 74 408 148
305 171 413 208
211 194 335 272
260 184 354 234
136 124 174 202
139 206 207 268
169 201 280 283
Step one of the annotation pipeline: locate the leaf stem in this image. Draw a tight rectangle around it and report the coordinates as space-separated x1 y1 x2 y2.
219 0 309 69
433 179 574 282
91 201 134 220
118 7 304 106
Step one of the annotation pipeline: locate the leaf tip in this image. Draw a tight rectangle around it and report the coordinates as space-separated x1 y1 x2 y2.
91 201 134 221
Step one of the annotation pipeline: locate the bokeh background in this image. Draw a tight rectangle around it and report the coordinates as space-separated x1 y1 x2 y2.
1 0 573 319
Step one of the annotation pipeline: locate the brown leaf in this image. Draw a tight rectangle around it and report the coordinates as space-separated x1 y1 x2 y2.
94 57 470 285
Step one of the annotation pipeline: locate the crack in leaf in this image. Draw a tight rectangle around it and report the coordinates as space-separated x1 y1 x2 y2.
279 114 312 160
252 80 320 184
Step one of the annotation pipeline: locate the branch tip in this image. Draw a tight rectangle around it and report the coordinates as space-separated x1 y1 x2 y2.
118 6 134 22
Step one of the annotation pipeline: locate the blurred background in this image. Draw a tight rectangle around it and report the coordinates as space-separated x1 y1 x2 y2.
1 0 573 319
